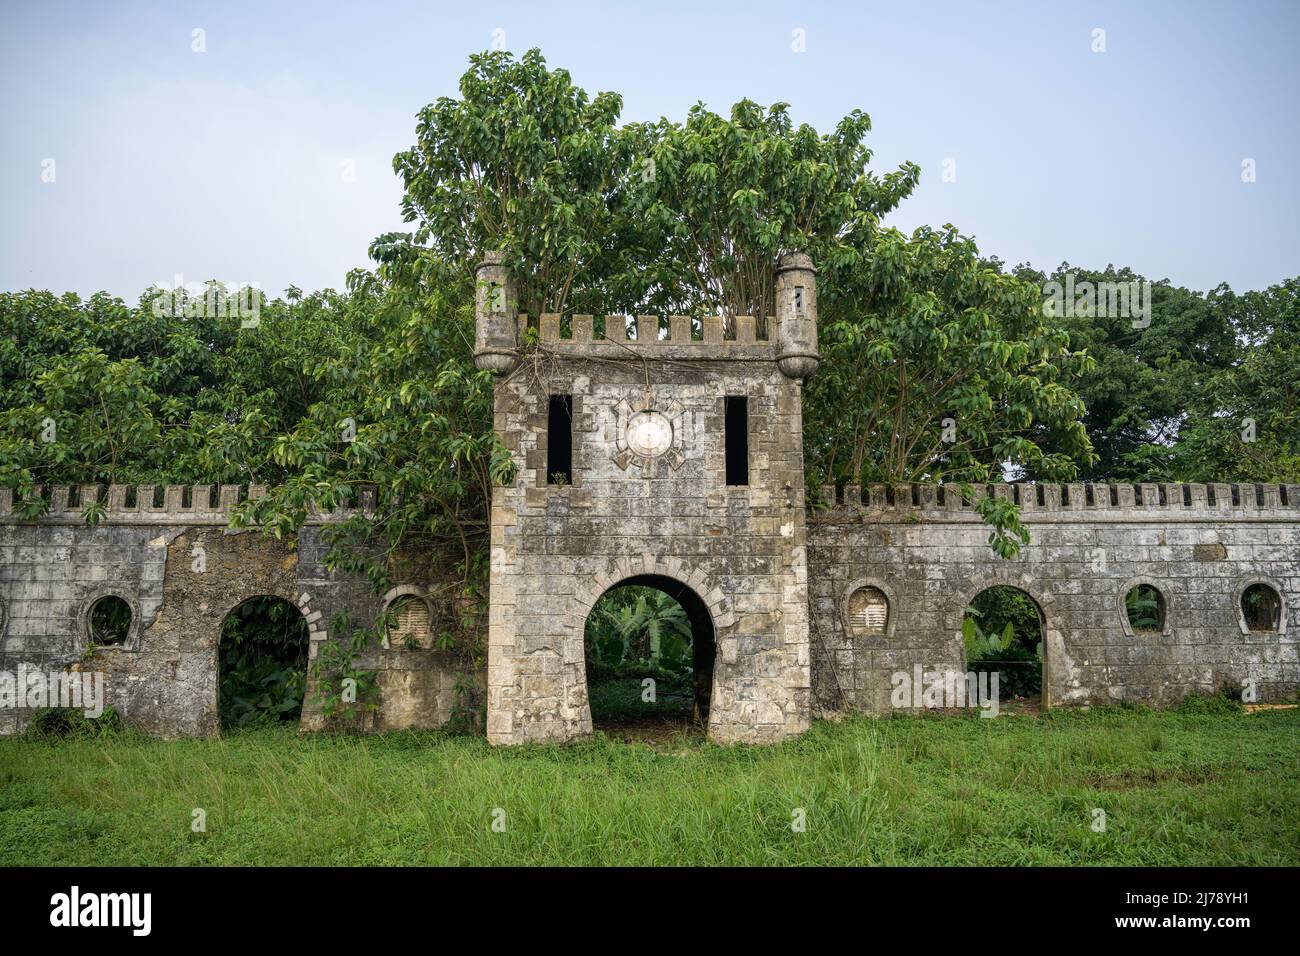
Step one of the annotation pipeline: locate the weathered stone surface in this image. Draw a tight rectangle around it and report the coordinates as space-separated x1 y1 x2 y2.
0 488 474 737
808 483 1300 714
2 475 1296 738
485 345 812 745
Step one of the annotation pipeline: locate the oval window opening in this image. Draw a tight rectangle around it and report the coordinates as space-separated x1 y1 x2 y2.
1241 583 1282 633
1125 584 1166 633
89 595 132 646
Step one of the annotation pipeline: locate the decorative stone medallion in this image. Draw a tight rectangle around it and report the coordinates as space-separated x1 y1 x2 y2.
626 410 674 459
612 398 686 475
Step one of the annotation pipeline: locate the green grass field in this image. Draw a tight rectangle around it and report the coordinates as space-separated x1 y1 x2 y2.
1 704 1297 866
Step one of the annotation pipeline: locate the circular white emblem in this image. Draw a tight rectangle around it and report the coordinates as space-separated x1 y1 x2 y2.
626 410 674 458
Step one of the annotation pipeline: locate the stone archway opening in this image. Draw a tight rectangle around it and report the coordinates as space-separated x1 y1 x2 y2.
962 586 1046 713
217 596 310 730
582 574 716 742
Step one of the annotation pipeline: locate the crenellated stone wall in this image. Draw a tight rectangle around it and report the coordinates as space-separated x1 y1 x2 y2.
807 482 1300 714
1 477 1296 739
0 484 477 737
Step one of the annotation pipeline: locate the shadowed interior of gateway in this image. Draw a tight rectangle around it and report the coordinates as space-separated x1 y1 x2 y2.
585 574 717 733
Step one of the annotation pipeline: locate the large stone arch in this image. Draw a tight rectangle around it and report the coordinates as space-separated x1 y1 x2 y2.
569 555 735 634
948 568 1060 709
485 542 810 745
208 587 323 661
570 556 729 737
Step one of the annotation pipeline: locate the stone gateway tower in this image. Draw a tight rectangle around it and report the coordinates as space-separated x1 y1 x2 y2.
478 252 820 745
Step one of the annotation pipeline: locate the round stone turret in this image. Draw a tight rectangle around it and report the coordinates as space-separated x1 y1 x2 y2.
774 252 819 380
474 251 519 374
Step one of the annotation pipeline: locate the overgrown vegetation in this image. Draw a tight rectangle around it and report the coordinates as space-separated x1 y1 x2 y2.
2 708 1296 865
962 587 1043 698
1003 265 1300 483
0 47 1097 580
23 706 122 740
217 597 310 729
585 586 693 676
584 585 697 726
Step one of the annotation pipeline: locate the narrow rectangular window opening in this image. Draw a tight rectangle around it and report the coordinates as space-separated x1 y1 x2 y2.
724 396 749 486
547 395 573 486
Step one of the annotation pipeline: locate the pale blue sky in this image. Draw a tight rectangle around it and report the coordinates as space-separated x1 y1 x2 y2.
2 0 1297 299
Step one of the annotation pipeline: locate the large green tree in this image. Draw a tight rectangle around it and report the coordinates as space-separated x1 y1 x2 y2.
380 51 1095 550
1001 262 1238 481
1161 277 1300 482
806 227 1095 491
389 48 632 318
622 98 918 319
994 262 1299 485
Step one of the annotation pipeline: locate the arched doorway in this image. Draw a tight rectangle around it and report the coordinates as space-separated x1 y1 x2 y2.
582 574 716 740
961 586 1046 713
217 596 310 730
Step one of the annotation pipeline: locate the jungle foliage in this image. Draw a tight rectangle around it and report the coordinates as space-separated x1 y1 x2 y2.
584 585 693 679
962 587 1044 698
217 597 310 729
